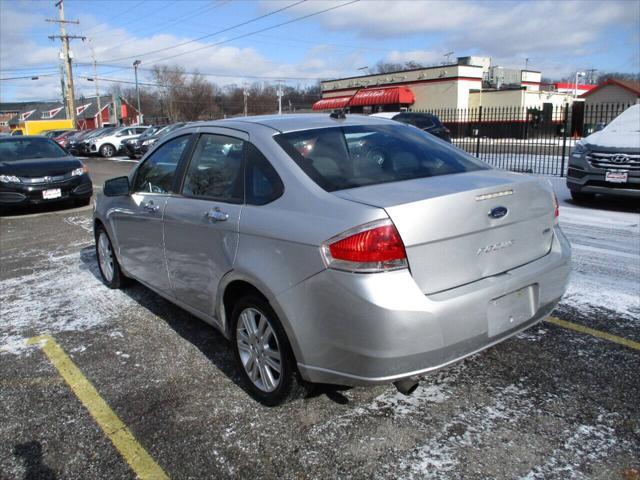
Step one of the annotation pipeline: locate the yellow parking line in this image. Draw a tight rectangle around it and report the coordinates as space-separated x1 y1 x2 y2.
27 334 169 480
546 316 640 351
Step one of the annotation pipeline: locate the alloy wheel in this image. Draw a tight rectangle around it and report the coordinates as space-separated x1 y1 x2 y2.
236 307 282 392
97 232 114 282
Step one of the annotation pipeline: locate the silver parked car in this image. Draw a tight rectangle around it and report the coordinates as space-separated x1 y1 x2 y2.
94 114 571 405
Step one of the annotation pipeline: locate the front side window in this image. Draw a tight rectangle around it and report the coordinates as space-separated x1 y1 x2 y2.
133 135 190 194
182 134 244 202
275 124 487 192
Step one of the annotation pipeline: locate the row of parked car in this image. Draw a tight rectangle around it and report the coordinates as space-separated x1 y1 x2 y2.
48 123 189 159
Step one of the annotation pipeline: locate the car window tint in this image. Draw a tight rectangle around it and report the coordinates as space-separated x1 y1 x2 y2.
275 125 487 192
182 134 244 202
245 143 283 205
0 137 68 162
413 116 435 129
133 135 190 194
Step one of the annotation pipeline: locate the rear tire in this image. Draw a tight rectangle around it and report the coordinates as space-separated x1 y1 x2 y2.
95 226 128 289
231 294 310 406
100 143 116 158
570 190 595 203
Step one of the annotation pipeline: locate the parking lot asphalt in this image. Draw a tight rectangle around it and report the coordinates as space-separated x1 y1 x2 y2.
1 158 639 479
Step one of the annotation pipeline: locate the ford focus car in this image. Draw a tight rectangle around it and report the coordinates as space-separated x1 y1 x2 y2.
94 114 570 405
0 136 92 211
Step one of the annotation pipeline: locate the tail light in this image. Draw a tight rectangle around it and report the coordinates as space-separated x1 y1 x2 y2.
553 193 559 223
320 219 408 273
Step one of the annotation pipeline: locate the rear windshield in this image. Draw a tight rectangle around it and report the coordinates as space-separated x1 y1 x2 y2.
0 137 69 162
274 124 487 191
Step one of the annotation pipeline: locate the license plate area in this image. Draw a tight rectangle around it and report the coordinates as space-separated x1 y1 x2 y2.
605 171 628 183
42 188 62 200
488 285 539 337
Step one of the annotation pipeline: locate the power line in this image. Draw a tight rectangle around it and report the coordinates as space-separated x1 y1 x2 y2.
130 0 360 67
95 0 308 64
79 1 230 60
82 0 148 35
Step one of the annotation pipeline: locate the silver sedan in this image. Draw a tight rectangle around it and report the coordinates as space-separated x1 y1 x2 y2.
94 114 571 405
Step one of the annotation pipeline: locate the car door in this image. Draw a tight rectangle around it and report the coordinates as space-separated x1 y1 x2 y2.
163 129 247 319
111 133 193 295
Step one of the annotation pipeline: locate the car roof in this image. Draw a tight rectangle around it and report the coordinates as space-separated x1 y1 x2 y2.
0 135 55 141
192 113 397 134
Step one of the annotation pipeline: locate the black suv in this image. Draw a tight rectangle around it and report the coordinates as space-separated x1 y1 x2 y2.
372 112 451 142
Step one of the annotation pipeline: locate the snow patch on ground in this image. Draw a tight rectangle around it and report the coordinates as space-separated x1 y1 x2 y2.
0 247 137 356
393 381 534 479
558 206 640 322
519 413 624 479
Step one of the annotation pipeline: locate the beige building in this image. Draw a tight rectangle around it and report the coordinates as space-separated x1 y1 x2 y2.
315 57 575 113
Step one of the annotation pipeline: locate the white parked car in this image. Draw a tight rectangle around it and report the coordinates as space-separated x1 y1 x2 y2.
88 126 148 158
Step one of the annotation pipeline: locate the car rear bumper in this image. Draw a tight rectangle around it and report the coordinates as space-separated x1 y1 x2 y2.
0 175 93 206
277 225 571 386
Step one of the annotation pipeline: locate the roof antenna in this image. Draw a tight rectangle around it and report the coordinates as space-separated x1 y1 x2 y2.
329 85 365 119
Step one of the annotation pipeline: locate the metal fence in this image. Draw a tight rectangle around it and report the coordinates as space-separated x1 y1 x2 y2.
411 102 635 176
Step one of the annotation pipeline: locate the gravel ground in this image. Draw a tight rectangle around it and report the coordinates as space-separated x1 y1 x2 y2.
1 159 638 479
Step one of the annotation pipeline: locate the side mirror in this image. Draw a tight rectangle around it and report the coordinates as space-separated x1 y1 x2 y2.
104 176 130 196
594 122 606 132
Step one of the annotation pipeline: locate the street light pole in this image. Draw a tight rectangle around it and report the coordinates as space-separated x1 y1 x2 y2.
133 60 142 124
574 71 586 99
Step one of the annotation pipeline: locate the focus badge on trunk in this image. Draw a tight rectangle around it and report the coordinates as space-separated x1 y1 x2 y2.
489 206 508 219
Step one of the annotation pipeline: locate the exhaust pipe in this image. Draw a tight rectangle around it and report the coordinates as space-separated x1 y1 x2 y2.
393 378 419 396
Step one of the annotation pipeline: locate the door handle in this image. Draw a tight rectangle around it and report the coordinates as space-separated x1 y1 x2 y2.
142 201 159 213
204 208 229 222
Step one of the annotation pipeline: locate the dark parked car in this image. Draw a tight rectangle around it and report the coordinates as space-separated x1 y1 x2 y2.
41 129 74 139
66 129 98 155
0 136 92 211
371 112 451 142
122 125 165 159
138 122 189 155
52 130 79 149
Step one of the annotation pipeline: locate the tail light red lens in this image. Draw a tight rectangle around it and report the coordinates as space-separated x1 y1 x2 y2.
553 193 559 223
321 219 408 273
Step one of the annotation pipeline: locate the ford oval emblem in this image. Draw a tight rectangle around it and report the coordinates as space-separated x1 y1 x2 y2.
489 206 508 219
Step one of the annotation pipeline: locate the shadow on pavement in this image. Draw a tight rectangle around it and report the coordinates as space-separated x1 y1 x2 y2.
13 441 56 480
564 196 640 214
0 199 91 218
78 245 350 405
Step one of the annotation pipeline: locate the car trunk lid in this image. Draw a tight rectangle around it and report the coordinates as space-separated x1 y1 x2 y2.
333 170 555 294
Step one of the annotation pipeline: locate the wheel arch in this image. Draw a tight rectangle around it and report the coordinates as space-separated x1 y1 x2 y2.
218 274 303 364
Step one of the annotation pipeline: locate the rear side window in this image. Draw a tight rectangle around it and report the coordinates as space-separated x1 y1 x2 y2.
274 124 486 192
245 143 283 205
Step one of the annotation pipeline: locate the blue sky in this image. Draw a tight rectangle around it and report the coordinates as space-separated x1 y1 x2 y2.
1 0 639 101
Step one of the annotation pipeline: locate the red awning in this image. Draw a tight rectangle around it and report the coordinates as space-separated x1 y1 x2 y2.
312 87 415 110
349 87 414 106
312 96 351 110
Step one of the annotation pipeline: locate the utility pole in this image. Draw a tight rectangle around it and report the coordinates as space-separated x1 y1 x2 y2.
58 59 67 115
133 60 142 124
243 85 249 116
47 0 85 128
90 42 102 127
276 82 283 115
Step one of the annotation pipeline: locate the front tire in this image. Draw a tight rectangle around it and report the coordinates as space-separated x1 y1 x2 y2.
231 295 309 406
100 144 116 158
95 226 127 289
570 190 595 203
